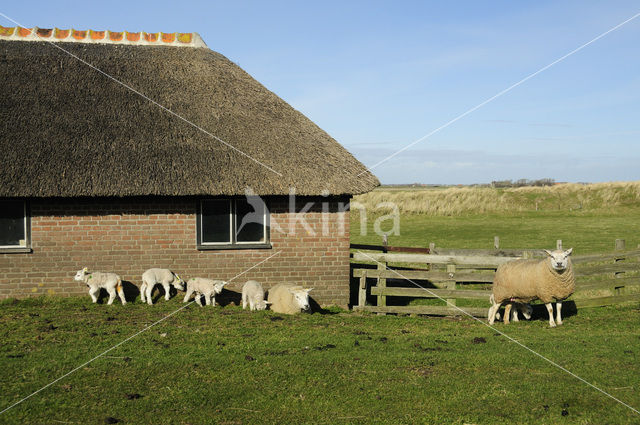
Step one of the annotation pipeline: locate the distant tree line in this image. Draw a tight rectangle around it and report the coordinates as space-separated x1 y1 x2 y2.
491 178 555 188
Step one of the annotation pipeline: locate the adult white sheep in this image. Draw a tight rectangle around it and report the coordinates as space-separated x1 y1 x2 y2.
74 267 126 305
488 248 574 327
267 283 312 315
140 268 185 305
242 280 270 311
183 278 228 306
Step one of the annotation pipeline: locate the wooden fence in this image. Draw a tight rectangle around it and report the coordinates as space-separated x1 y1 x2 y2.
351 238 640 317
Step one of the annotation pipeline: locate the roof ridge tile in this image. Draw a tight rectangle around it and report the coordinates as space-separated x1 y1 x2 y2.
0 25 207 48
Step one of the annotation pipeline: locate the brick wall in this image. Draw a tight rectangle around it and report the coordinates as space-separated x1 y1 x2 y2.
0 196 352 307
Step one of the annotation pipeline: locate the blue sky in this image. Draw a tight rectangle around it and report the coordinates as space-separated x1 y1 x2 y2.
3 1 639 184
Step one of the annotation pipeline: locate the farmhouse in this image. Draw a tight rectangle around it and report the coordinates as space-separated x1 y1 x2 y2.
0 27 379 306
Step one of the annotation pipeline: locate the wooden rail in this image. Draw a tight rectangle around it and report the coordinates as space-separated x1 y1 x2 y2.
352 252 518 267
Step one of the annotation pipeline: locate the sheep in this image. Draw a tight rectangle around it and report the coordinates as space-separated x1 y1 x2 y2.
183 278 228 306
74 267 126 305
491 295 533 323
140 268 185 305
266 283 313 315
242 280 270 311
503 302 533 324
488 248 574 327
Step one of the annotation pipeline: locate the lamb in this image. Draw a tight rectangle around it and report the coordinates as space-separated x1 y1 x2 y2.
266 283 313 315
242 280 270 311
503 302 533 323
183 278 228 306
140 268 185 305
74 267 126 305
491 295 533 323
488 248 574 327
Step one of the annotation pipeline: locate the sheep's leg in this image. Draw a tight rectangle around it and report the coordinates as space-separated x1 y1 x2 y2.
249 299 256 311
106 287 117 305
89 287 99 303
555 302 563 325
195 294 203 306
183 288 194 303
139 283 146 303
511 304 519 322
487 302 500 325
242 293 247 310
503 303 512 324
146 284 154 305
163 282 171 300
545 303 557 327
116 283 126 305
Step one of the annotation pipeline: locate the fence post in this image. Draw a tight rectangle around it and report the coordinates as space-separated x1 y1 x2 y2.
614 239 626 284
445 264 456 309
494 236 500 250
358 272 367 308
377 235 388 313
556 240 563 250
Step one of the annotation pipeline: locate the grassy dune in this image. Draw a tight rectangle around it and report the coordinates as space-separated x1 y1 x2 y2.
353 181 640 216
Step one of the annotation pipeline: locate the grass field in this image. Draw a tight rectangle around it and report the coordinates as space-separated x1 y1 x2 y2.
1 183 640 424
351 210 640 254
1 297 639 424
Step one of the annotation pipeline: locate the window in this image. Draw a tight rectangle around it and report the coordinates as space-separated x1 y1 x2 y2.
0 200 30 252
197 198 270 249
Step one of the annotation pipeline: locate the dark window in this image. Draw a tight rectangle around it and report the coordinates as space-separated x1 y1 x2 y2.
201 200 232 244
0 200 30 251
235 197 266 243
198 198 269 249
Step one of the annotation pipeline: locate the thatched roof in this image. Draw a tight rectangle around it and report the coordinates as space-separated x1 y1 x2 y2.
0 28 379 197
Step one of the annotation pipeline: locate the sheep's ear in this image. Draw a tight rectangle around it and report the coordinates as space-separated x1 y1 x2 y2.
305 288 313 293
82 267 88 272
543 250 553 257
565 248 573 256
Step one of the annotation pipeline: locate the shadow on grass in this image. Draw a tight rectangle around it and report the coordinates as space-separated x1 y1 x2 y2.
530 300 578 322
121 281 140 303
309 297 340 315
216 289 241 307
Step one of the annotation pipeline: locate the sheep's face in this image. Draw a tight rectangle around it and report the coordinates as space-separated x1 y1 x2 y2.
255 299 270 311
74 268 88 282
291 288 312 311
545 248 573 271
173 274 185 291
213 281 228 294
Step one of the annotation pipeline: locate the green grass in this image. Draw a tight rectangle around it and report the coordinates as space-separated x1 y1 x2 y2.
0 297 639 424
351 210 640 254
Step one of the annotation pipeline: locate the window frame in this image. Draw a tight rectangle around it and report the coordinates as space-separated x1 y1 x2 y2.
196 198 271 250
0 199 32 254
